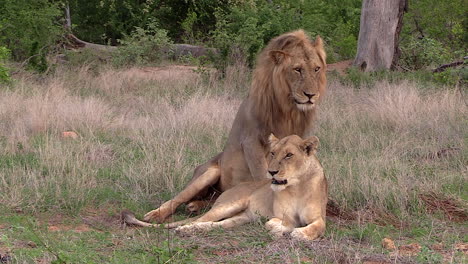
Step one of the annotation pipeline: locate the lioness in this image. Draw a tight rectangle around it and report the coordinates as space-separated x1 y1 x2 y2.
125 134 327 240
175 134 327 240
144 30 327 223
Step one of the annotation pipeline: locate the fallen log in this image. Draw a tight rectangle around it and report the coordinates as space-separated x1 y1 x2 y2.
432 59 466 73
67 34 218 59
66 34 117 52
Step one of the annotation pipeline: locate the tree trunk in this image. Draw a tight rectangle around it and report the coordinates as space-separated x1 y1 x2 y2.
65 3 71 30
354 0 408 72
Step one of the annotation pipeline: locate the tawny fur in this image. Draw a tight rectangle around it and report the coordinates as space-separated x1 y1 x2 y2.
174 135 328 241
144 30 327 223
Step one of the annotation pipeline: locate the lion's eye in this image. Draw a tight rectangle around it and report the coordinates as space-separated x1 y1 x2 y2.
285 153 293 159
294 67 302 73
270 152 275 156
314 66 321 72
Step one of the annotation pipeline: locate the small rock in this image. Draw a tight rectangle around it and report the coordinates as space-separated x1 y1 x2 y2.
382 238 396 250
62 131 79 139
454 242 468 254
27 241 37 248
397 243 421 256
430 243 444 251
0 254 12 263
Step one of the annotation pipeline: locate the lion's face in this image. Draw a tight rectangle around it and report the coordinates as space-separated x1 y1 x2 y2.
268 35 327 112
266 134 321 192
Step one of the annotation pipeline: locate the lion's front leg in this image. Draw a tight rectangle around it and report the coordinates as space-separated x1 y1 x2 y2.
265 218 294 237
290 218 325 241
242 138 268 181
144 166 220 223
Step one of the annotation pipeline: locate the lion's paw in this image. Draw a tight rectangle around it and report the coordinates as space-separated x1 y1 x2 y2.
143 201 176 223
186 201 204 214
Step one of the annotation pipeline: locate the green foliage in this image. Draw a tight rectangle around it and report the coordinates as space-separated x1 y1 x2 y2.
0 0 62 65
68 0 158 45
112 20 173 66
0 45 11 83
399 0 467 70
331 66 464 88
400 37 452 70
211 0 361 67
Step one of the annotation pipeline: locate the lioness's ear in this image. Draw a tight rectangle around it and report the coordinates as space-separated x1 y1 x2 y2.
269 50 288 65
302 136 319 155
268 133 279 147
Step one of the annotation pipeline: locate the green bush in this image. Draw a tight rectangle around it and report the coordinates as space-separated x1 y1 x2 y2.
399 37 452 70
112 21 173 66
0 0 62 65
210 0 361 68
0 46 11 83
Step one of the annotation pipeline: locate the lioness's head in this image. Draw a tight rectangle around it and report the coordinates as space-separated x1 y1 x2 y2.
267 30 327 112
266 134 322 192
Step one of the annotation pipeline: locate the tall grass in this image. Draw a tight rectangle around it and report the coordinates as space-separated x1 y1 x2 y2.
316 81 466 217
0 65 466 218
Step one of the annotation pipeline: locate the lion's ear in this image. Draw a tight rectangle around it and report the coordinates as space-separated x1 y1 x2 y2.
302 136 319 155
313 36 324 49
268 133 279 147
313 36 327 65
269 50 288 65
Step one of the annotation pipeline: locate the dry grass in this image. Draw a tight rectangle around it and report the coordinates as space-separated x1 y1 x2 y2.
0 65 466 220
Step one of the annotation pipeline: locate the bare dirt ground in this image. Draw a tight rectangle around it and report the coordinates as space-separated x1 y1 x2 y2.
327 60 353 75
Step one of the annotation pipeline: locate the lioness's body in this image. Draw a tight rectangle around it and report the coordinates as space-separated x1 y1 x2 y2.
176 135 328 240
144 30 327 223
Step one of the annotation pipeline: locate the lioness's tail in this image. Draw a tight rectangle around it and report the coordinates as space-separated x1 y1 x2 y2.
121 210 198 229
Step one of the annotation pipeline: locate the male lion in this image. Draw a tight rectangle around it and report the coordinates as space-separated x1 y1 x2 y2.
144 30 327 223
125 134 327 240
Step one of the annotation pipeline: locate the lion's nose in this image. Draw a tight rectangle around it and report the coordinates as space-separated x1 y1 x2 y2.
269 170 279 176
303 91 316 99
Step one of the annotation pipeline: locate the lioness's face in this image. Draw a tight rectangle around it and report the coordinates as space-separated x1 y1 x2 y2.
266 134 320 192
269 36 327 112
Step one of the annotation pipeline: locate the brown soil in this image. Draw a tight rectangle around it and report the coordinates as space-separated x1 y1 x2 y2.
327 60 353 75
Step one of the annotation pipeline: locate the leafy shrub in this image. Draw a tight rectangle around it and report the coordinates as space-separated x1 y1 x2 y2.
332 66 465 88
211 0 361 68
0 0 62 63
112 21 173 66
0 46 11 83
212 2 301 67
399 37 452 70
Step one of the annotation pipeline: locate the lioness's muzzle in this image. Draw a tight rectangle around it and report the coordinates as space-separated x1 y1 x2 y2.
272 178 288 185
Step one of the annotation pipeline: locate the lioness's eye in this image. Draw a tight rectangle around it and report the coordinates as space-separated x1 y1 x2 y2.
270 152 275 156
285 153 293 159
294 67 302 73
314 66 321 72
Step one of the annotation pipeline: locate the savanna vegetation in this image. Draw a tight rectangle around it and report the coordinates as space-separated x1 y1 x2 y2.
0 0 466 263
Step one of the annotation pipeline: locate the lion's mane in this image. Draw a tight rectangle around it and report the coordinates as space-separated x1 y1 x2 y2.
249 30 327 138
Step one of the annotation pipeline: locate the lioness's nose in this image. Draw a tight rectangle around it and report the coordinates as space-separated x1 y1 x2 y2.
269 170 279 176
303 91 316 99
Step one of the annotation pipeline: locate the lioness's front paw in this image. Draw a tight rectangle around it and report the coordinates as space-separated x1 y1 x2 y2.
175 222 214 235
265 218 292 237
290 228 307 240
290 227 321 241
